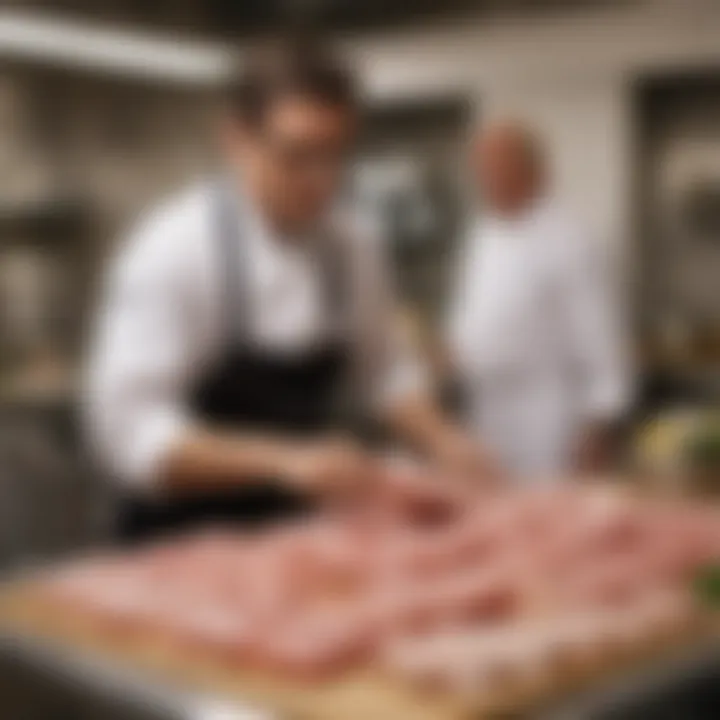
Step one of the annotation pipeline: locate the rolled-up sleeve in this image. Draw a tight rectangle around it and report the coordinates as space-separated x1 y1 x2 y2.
561 229 632 422
84 212 199 491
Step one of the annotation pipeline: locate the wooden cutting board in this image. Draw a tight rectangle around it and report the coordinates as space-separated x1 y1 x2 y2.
0 581 715 720
0 581 468 720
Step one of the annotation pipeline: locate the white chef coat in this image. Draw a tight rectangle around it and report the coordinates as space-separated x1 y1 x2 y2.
85 180 426 490
448 199 630 479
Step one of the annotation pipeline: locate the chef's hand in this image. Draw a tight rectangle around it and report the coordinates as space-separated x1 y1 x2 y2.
280 437 378 497
384 394 505 488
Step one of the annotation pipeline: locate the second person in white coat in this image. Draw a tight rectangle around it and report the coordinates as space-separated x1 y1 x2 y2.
448 122 631 480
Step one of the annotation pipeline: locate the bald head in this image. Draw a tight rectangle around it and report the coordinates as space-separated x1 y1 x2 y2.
472 121 545 216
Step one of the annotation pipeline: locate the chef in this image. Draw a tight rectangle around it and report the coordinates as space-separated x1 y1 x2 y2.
448 121 630 479
86 40 489 541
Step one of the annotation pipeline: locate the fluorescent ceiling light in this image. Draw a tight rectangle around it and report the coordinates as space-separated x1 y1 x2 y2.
0 9 235 85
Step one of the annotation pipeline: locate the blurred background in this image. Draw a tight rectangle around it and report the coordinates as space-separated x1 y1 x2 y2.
0 0 720 566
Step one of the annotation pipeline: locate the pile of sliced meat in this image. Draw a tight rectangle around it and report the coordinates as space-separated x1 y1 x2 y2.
43 470 720 692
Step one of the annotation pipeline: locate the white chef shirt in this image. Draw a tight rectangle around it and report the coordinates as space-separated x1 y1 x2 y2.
85 181 426 489
448 199 631 477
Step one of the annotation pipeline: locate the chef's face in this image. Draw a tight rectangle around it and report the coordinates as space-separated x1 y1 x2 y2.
475 130 540 216
229 95 356 230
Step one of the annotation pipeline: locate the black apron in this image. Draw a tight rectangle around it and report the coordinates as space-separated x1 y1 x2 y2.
117 182 350 543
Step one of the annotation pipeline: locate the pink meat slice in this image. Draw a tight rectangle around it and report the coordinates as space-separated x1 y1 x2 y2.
256 606 375 678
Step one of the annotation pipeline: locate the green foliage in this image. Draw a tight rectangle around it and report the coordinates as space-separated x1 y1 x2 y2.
685 420 720 478
694 564 720 607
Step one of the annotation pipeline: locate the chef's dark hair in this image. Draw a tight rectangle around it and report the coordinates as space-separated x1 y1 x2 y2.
226 38 358 127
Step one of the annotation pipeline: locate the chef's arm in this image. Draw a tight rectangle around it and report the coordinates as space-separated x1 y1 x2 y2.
354 222 499 480
157 431 296 491
384 392 498 479
89 355 374 494
369 311 499 479
88 320 373 495
156 430 373 495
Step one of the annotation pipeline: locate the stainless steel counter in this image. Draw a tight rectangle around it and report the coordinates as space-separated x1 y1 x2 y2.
0 622 718 720
0 628 272 720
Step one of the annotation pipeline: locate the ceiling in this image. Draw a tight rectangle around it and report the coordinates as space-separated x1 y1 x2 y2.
4 0 628 38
